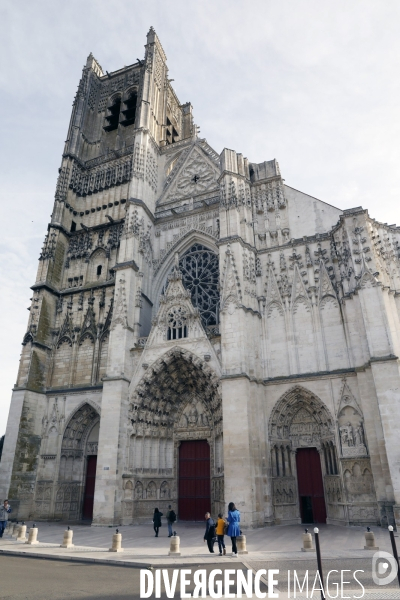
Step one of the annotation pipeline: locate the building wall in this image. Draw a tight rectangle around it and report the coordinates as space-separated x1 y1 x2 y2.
1 28 400 530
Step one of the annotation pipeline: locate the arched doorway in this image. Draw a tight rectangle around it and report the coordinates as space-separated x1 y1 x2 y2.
56 403 99 521
269 386 338 525
125 347 223 523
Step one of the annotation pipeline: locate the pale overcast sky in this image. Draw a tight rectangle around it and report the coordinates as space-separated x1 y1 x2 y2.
1 0 399 434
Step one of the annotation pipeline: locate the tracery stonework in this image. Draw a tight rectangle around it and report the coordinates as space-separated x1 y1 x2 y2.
2 28 400 530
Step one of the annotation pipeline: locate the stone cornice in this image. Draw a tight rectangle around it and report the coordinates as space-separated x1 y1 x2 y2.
239 304 262 318
221 367 358 385
257 232 332 255
113 260 139 272
49 218 125 237
128 198 155 223
154 196 220 223
102 375 131 384
217 235 257 254
32 279 115 296
32 341 52 352
370 354 398 363
45 384 103 394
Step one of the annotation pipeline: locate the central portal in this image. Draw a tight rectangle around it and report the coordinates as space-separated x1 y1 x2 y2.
296 448 327 523
179 440 211 521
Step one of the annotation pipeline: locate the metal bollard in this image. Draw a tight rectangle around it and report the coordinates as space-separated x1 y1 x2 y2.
237 534 248 554
168 532 181 556
109 528 123 552
26 524 39 545
364 527 379 550
60 526 74 548
302 528 315 552
388 526 400 588
16 522 27 542
12 522 19 538
314 528 325 600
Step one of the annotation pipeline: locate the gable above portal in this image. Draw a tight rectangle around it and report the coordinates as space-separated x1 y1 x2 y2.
158 142 221 206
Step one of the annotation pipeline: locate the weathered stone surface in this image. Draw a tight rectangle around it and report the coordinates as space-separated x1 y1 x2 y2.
1 28 400 531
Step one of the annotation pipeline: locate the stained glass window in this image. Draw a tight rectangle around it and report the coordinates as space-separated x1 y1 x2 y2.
163 244 219 327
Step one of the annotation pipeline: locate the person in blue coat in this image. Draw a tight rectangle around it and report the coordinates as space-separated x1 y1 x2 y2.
227 501 241 556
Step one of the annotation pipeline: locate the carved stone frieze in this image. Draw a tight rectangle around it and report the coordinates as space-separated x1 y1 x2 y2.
272 477 296 505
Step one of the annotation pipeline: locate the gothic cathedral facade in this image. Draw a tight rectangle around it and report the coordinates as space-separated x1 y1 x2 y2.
1 28 400 529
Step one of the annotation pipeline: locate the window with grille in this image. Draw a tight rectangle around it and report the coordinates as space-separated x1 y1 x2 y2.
167 306 188 340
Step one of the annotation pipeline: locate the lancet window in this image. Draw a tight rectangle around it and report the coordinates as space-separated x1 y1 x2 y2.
121 91 137 127
104 96 121 132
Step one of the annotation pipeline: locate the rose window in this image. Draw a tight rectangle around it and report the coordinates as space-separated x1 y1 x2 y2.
163 244 219 327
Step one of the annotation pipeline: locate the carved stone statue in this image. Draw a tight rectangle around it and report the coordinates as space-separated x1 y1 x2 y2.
340 422 367 457
354 426 364 447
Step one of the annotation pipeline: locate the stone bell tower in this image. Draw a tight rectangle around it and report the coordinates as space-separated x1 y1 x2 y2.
0 27 197 523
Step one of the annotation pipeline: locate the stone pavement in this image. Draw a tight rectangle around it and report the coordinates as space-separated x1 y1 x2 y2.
1 523 400 598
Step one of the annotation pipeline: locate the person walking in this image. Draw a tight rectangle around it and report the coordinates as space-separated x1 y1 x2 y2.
0 499 11 538
216 512 226 556
166 505 176 537
203 512 216 553
152 508 163 537
227 502 240 556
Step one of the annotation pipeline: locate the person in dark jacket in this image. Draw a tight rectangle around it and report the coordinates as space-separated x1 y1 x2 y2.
203 512 216 553
227 502 241 556
166 505 176 538
0 500 11 538
152 508 163 537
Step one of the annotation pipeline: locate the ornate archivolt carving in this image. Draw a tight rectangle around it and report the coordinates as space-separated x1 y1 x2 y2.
128 347 222 436
269 386 335 450
61 403 100 451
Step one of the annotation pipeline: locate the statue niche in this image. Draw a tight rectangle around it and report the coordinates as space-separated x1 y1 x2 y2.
338 405 367 458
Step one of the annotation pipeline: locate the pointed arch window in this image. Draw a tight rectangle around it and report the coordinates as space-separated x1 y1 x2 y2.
162 244 219 327
104 96 121 132
121 91 137 127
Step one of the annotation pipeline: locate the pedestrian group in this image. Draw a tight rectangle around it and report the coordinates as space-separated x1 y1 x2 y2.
152 501 241 557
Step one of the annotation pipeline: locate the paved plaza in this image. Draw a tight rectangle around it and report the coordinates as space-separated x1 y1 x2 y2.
1 523 400 598
0 521 397 557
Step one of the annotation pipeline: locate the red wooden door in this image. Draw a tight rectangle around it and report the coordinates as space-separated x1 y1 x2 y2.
296 448 327 524
82 455 97 520
179 440 211 521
